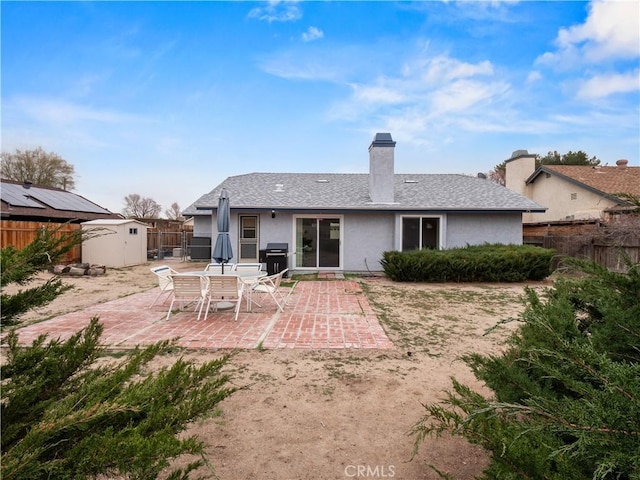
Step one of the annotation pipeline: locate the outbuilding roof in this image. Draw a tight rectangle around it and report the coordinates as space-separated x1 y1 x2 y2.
81 219 148 226
184 172 545 215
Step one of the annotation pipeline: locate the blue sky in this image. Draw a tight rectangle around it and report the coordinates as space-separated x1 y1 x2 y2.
2 0 639 215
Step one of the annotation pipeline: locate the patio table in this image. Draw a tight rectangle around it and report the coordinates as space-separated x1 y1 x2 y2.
178 270 267 280
177 270 267 311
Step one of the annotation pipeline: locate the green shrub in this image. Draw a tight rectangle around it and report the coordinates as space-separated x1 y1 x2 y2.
1 225 84 326
381 244 555 282
2 319 236 480
411 257 640 479
1 227 237 479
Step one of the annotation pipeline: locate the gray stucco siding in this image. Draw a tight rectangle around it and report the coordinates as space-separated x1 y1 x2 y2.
445 213 523 248
252 212 292 250
192 210 525 270
343 212 395 271
192 214 213 238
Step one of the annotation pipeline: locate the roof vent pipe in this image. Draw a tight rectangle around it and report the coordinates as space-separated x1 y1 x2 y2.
23 180 33 189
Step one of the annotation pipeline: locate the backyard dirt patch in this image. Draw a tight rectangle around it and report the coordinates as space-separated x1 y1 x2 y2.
3 261 552 480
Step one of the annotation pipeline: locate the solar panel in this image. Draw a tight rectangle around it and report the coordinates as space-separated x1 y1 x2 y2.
1 183 46 208
1 182 112 214
26 188 112 214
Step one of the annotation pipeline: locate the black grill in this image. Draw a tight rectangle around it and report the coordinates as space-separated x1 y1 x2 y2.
265 243 288 276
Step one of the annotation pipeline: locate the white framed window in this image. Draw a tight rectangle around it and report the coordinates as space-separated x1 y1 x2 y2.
129 227 138 235
400 216 442 251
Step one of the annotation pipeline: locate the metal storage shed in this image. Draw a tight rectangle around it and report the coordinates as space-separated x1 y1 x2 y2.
81 219 148 268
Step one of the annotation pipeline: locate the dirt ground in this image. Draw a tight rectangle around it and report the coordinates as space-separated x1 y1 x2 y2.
3 261 552 480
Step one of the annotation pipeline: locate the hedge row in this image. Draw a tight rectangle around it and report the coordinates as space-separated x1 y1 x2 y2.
381 244 556 282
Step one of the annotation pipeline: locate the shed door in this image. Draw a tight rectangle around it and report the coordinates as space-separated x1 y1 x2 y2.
124 225 141 266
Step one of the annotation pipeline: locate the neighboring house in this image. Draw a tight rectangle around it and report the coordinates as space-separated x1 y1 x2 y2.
505 150 640 224
183 133 545 273
1 179 121 262
1 179 120 222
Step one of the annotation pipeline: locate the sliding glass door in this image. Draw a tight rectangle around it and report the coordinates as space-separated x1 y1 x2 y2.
295 217 341 269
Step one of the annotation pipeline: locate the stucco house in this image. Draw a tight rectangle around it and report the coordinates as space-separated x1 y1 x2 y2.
505 150 640 223
183 133 545 273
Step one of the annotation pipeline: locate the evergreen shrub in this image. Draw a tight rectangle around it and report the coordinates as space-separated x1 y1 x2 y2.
1 226 237 479
2 320 236 480
381 243 555 282
411 257 640 479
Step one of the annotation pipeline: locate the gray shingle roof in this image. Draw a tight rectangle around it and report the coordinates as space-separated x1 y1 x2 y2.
183 172 545 215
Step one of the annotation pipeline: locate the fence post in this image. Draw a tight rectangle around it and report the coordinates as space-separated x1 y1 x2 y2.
157 230 164 259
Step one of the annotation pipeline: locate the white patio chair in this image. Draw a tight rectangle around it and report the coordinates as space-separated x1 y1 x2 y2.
165 274 209 321
149 265 179 307
204 275 245 321
204 263 235 273
234 263 263 272
250 268 291 312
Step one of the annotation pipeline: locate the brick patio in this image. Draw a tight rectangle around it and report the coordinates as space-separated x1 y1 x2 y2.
8 280 394 350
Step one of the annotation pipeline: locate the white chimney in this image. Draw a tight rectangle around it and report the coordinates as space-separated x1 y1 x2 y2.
369 132 396 203
505 149 536 196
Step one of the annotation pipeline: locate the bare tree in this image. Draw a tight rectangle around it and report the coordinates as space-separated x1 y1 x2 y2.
1 147 76 190
122 194 162 219
165 202 184 221
487 161 506 186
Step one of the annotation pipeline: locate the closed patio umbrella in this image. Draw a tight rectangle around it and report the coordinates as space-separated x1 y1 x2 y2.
212 188 233 273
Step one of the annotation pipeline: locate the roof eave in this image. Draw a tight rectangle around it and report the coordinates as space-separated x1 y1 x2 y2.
195 205 546 213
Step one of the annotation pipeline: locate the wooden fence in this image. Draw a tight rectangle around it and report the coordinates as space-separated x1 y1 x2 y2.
1 222 196 264
525 228 640 273
592 240 640 272
0 220 82 263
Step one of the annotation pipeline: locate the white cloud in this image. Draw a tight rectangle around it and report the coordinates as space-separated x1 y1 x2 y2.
302 26 323 42
350 83 408 105
537 0 640 67
406 55 494 84
11 96 144 125
576 69 640 98
260 54 340 81
326 52 514 141
342 55 504 116
526 70 542 84
248 1 302 23
430 79 509 115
